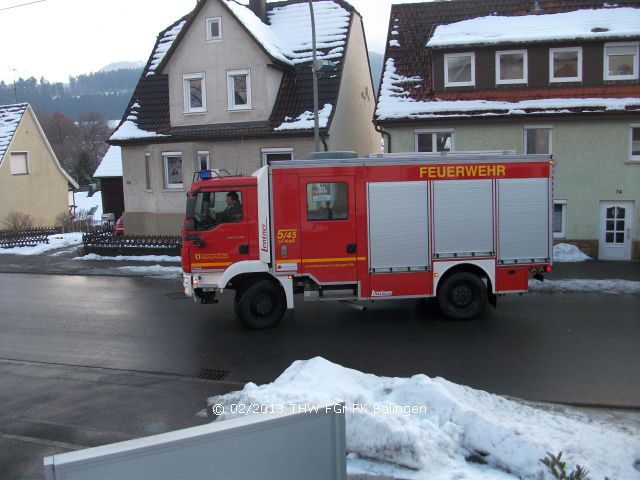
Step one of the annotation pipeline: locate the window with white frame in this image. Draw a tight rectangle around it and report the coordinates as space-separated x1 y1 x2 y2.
604 42 639 81
524 126 553 154
444 53 475 87
550 47 582 83
261 148 293 165
496 50 528 85
227 69 251 110
183 73 206 113
553 200 567 238
145 152 152 191
206 17 222 41
9 152 29 175
196 150 210 171
162 152 183 189
630 124 640 161
415 130 453 152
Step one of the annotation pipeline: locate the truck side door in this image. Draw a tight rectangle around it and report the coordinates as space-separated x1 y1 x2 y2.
188 188 255 272
298 176 359 283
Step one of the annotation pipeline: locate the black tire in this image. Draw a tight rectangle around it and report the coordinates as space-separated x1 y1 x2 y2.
236 279 286 329
437 272 487 320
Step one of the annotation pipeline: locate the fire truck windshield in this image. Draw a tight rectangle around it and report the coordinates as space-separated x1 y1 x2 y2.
192 190 243 230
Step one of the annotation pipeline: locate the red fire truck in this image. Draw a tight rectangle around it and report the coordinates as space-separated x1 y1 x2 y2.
182 152 553 329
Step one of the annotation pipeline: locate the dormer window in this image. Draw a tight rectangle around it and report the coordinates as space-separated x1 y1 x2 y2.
496 50 528 85
206 18 222 42
227 69 252 110
550 47 582 83
604 42 638 81
444 53 475 87
183 73 206 114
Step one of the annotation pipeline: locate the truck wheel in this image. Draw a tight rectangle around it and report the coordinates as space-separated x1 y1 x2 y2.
437 272 487 320
236 279 286 330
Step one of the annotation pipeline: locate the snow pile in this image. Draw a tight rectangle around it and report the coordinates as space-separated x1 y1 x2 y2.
529 278 640 295
75 254 180 262
147 20 187 75
93 146 122 178
116 265 181 279
428 8 640 48
274 104 333 131
553 243 591 262
0 103 27 162
0 233 83 255
210 357 640 480
74 191 103 220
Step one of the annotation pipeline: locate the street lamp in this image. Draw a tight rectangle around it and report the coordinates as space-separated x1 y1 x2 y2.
308 1 337 152
308 0 320 152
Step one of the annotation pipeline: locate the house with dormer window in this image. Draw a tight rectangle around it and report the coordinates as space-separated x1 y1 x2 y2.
108 0 380 235
375 0 640 260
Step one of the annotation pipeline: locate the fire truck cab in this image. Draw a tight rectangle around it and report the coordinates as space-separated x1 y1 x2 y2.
182 152 553 329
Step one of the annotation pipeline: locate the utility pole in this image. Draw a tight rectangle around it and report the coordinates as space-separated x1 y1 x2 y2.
308 0 320 152
12 68 18 103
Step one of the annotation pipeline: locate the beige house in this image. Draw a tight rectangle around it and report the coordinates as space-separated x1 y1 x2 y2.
0 103 78 228
109 0 380 235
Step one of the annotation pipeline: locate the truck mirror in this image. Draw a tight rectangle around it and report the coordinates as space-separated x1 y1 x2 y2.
186 196 197 217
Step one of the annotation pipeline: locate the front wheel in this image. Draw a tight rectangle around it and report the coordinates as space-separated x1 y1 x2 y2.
235 279 286 330
437 272 487 320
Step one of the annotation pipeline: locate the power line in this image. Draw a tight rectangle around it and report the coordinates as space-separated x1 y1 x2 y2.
0 0 46 12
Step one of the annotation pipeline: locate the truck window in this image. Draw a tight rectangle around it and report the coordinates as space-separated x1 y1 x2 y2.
306 182 348 221
192 190 243 230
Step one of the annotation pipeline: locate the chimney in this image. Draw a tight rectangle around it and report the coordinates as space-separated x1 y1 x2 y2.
249 0 268 23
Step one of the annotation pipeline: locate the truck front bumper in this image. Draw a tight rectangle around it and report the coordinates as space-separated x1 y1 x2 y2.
183 272 225 302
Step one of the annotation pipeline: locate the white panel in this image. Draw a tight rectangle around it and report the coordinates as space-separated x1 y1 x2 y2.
498 178 550 262
368 182 429 270
43 407 346 480
433 180 494 257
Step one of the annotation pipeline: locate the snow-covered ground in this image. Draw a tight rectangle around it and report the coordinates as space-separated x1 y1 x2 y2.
74 191 103 221
0 233 83 255
75 254 180 263
210 357 640 480
115 265 182 279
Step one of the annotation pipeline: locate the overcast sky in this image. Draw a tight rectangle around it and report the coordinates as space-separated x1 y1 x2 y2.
0 0 426 84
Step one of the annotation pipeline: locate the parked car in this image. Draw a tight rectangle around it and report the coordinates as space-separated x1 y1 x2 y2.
115 216 124 236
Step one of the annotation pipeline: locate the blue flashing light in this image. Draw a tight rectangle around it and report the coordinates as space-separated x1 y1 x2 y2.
199 169 212 180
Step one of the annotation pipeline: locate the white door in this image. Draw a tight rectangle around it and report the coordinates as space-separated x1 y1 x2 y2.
599 201 634 260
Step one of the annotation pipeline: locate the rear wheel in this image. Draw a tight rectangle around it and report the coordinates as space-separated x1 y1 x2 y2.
235 279 286 330
437 272 487 320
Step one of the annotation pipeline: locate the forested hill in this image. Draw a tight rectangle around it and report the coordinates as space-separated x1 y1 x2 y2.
0 68 143 121
1 55 384 122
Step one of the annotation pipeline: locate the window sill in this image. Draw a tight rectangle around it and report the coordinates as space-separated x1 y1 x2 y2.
163 187 185 192
228 107 252 112
184 110 207 115
625 160 640 164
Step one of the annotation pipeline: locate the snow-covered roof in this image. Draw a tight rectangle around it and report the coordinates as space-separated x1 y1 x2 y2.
427 7 640 48
93 145 123 178
0 103 28 163
274 104 333 131
110 0 353 143
376 58 640 119
146 20 187 76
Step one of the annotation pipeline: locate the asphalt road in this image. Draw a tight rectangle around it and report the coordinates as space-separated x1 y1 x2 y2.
1 272 639 408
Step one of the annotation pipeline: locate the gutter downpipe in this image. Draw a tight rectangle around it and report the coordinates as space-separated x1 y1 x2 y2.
374 123 391 153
